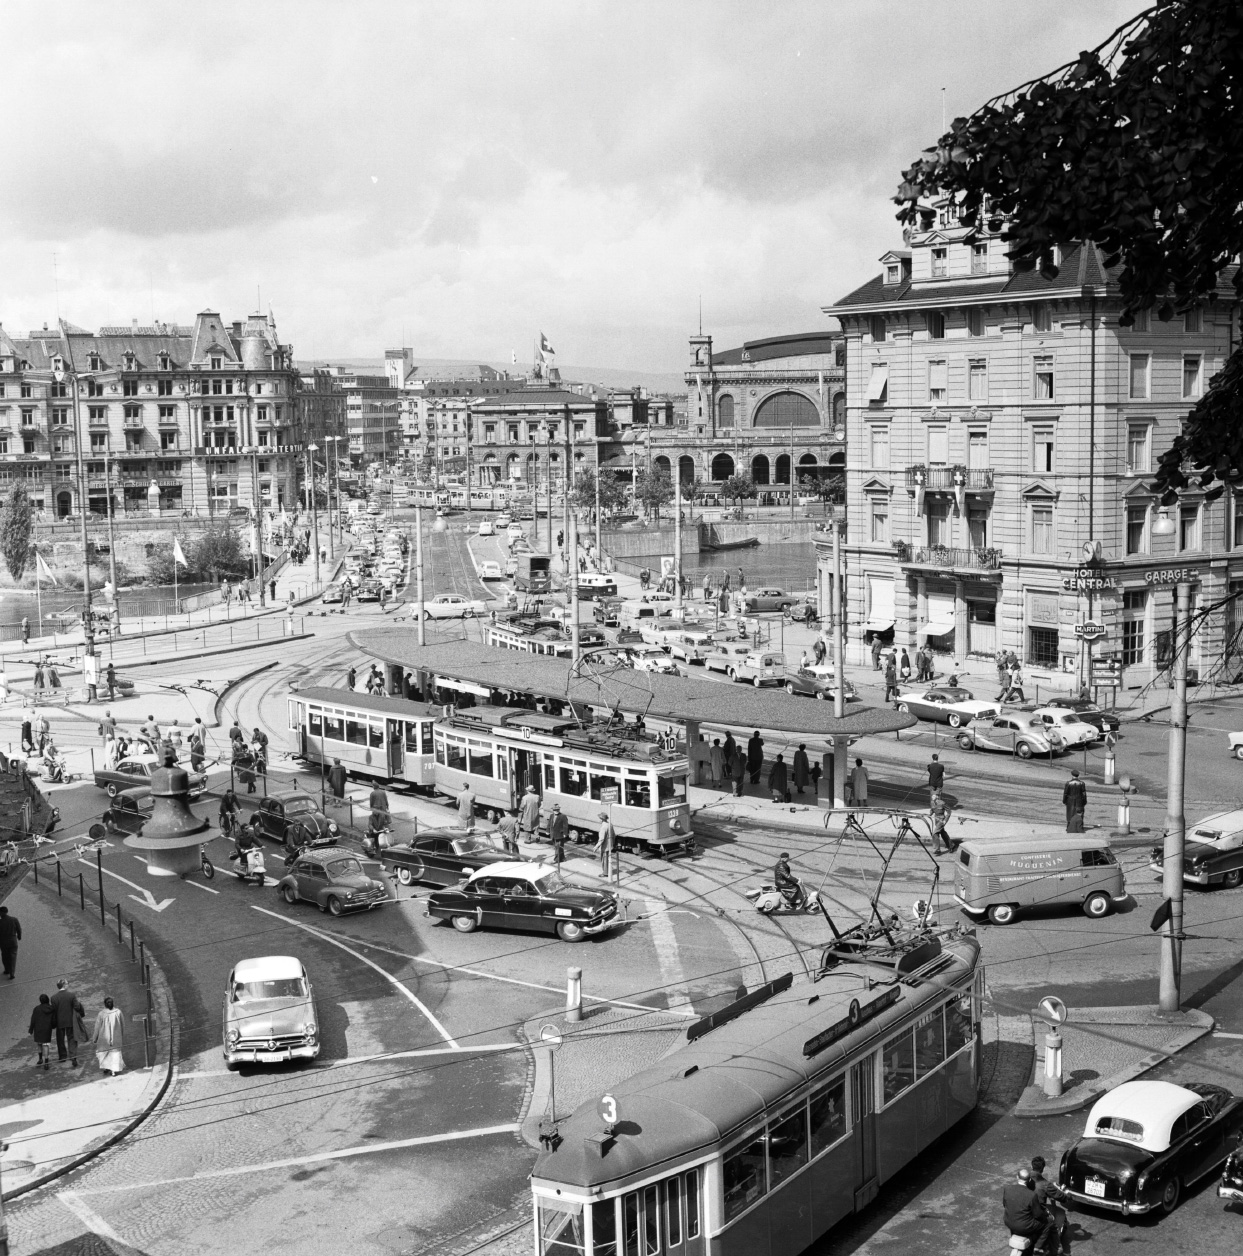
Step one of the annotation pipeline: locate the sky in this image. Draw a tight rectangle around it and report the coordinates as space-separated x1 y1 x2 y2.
0 0 1150 377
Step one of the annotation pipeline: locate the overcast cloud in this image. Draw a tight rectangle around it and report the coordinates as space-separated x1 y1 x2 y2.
0 0 1148 374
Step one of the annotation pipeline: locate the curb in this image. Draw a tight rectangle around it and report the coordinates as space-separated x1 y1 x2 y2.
212 659 280 728
1013 1005 1215 1117
119 630 314 672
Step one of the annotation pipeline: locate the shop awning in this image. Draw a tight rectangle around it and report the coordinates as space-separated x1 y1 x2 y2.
863 617 895 632
920 618 956 638
866 364 889 401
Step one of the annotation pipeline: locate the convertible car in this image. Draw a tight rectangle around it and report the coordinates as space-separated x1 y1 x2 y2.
895 686 998 728
1150 807 1243 889
381 829 520 887
1060 1079 1243 1216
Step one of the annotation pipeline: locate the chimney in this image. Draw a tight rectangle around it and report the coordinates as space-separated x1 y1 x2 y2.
132 318 138 331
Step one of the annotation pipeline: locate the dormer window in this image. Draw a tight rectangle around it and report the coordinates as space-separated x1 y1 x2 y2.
210 355 222 370
158 353 171 371
885 264 901 285
88 354 102 372
123 352 137 371
931 248 948 278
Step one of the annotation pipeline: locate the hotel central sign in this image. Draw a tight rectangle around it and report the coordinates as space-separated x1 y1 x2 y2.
1060 566 1119 592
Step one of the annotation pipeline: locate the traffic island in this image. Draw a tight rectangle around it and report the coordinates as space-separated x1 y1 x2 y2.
1014 1005 1214 1117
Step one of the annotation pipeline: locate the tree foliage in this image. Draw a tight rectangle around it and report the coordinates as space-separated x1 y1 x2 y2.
893 0 1243 501
0 485 34 582
634 467 674 520
720 473 757 505
147 526 251 585
571 468 627 517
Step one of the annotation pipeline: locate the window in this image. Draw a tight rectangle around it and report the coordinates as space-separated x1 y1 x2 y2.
160 431 178 450
1031 502 1054 555
882 1030 915 1104
1183 355 1202 399
869 425 889 468
467 745 494 777
122 380 138 397
1031 425 1054 473
968 506 988 549
723 1132 767 1221
928 360 947 404
966 307 984 337
51 407 69 426
1122 590 1146 665
717 395 735 426
870 500 889 543
90 433 108 452
19 383 32 398
931 248 947 277
158 377 173 394
869 315 886 343
624 775 651 809
926 311 946 339
867 363 889 404
89 406 106 423
1130 309 1150 333
885 263 901 285
1125 503 1148 555
767 1103 808 1188
1033 355 1054 400
0 436 8 455
21 408 35 427
971 243 988 274
210 356 222 370
914 1007 946 1076
1030 304 1051 333
1183 307 1202 334
945 996 973 1055
1234 492 1243 549
211 378 223 395
1128 352 1152 400
1179 503 1200 552
589 769 620 801
967 359 987 400
967 430 989 468
808 1076 847 1155
1029 625 1059 667
124 404 140 420
22 438 35 455
927 424 948 465
50 380 66 398
927 499 951 546
158 405 175 422
559 763 588 796
51 435 71 454
1126 423 1151 474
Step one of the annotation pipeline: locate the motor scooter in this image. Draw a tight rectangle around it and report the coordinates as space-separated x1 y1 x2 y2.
1219 1132 1243 1202
745 878 821 914
361 824 396 859
227 844 266 887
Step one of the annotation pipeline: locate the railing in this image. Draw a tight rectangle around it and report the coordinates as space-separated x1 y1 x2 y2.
904 466 994 490
897 543 1003 570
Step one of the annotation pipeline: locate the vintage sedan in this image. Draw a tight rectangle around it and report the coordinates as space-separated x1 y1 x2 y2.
276 847 389 916
93 753 207 799
426 862 620 942
478 560 503 580
477 519 495 536
355 578 384 603
664 629 716 665
1033 706 1100 748
1149 807 1243 889
89 786 154 838
743 587 795 613
895 686 998 728
783 667 857 701
223 955 319 1070
956 713 1061 759
382 829 520 887
1060 1080 1243 1216
320 583 345 605
1042 696 1121 735
626 646 680 675
249 794 341 854
421 594 489 619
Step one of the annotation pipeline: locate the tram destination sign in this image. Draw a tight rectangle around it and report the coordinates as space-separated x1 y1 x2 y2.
803 984 902 1059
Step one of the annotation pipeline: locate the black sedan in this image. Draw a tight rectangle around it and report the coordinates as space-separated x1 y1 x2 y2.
248 794 341 854
1149 807 1243 889
1041 696 1121 735
1060 1080 1243 1216
381 830 519 887
781 667 857 701
89 786 153 838
426 863 620 943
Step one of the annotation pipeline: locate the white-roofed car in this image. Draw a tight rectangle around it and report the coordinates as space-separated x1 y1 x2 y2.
477 519 495 536
1033 705 1100 748
1059 1079 1243 1216
478 560 503 580
1149 807 1243 888
626 645 680 675
222 955 319 1070
421 594 489 619
895 686 997 728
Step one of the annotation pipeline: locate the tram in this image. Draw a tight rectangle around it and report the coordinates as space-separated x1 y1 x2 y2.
531 929 983 1256
486 620 574 658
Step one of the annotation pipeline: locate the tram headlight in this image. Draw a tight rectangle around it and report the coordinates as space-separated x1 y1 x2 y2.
669 817 684 833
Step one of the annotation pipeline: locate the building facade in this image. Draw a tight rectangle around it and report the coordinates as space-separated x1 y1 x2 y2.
298 367 348 472
0 312 300 517
467 390 608 490
824 215 1239 689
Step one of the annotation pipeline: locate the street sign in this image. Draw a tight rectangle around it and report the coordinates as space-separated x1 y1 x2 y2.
1074 621 1108 641
1037 996 1068 1026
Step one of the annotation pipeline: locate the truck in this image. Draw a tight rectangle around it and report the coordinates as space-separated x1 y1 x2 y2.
515 552 552 594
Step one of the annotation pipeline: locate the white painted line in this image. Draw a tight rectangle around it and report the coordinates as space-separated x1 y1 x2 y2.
251 906 459 1048
58 1190 125 1243
79 858 174 911
1214 1031 1243 1039
77 1123 520 1194
180 1042 515 1078
643 898 692 1010
184 878 220 894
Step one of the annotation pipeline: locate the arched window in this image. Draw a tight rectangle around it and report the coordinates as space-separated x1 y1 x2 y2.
717 395 735 427
753 391 819 428
828 451 845 469
678 455 696 484
775 454 791 484
751 455 770 485
653 455 671 475
710 452 735 481
833 394 846 428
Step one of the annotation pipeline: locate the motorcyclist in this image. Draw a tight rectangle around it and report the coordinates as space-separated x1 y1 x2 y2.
773 852 805 910
42 744 66 783
365 807 393 854
1002 1168 1058 1255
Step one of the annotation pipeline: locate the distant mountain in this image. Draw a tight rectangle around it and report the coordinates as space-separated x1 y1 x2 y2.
297 355 686 396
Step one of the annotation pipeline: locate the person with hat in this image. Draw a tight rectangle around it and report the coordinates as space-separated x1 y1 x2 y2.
548 803 569 867
495 810 520 857
1063 769 1087 832
594 811 615 877
518 784 541 844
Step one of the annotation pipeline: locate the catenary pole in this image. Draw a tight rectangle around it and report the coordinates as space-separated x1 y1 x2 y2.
415 504 426 648
832 516 847 807
1159 580 1191 1013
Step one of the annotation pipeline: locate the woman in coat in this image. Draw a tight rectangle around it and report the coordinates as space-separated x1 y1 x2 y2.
29 994 55 1069
746 731 765 785
792 745 811 795
768 754 788 803
708 739 725 785
92 996 125 1075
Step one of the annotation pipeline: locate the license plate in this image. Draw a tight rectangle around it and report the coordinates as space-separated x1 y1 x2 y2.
1084 1179 1106 1198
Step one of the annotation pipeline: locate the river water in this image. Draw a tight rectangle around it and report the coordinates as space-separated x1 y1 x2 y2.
0 583 215 630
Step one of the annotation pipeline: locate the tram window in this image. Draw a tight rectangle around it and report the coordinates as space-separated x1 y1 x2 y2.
624 777 651 809
622 1193 637 1256
559 766 588 796
435 740 446 766
538 1200 585 1256
723 1132 767 1221
768 1103 809 1186
468 746 494 777
809 1075 847 1155
545 763 556 789
498 756 508 782
444 740 466 772
422 722 434 754
657 774 686 806
346 720 368 746
882 1031 915 1104
323 716 344 742
309 711 323 735
405 722 419 753
641 1185 659 1255
666 1176 681 1246
589 771 619 801
369 723 383 748
684 1168 700 1239
945 996 973 1056
590 1199 617 1256
915 1007 946 1077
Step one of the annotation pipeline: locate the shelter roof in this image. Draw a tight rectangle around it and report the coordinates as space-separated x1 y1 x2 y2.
351 634 916 737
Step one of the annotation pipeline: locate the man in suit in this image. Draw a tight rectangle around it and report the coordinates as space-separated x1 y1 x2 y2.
1002 1168 1057 1254
50 978 82 1067
0 905 20 978
1063 770 1088 832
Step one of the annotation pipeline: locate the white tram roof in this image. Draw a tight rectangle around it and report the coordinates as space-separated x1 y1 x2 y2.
293 687 441 720
531 934 980 1193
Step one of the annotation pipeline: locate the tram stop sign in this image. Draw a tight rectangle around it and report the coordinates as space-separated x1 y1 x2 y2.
597 1094 619 1126
1037 996 1068 1027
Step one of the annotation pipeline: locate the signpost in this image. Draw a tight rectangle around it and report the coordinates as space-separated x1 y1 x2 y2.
1073 621 1108 642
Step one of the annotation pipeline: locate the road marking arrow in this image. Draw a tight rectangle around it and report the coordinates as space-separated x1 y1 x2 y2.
79 859 176 912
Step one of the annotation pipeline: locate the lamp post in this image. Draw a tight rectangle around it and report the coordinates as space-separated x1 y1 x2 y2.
57 362 98 700
832 515 848 807
415 504 426 647
244 445 265 607
307 442 321 583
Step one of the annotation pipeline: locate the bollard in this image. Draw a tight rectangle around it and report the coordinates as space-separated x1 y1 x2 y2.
139 941 146 984
1117 796 1131 834
1043 1029 1064 1098
129 920 136 961
79 873 85 910
566 967 582 1023
56 860 61 896
1104 752 1116 786
116 901 123 944
610 849 620 884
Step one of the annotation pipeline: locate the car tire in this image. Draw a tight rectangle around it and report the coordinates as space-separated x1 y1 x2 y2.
452 913 478 933
948 713 962 728
815 690 826 701
396 865 414 886
753 675 763 688
105 783 118 798
897 702 911 714
728 669 737 681
557 920 586 943
1235 746 1243 761
1222 868 1242 889
1083 892 1111 919
1016 742 1033 760
957 735 974 751
987 903 1017 926
785 682 796 695
89 822 107 840
1159 1176 1181 1214
325 896 344 917
281 884 298 905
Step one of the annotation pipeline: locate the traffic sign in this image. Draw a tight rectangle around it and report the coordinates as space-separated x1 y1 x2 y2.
1074 621 1108 641
1037 996 1068 1026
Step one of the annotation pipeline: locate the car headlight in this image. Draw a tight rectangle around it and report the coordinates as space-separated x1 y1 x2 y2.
669 817 684 833
328 822 339 835
226 1029 241 1045
302 1022 317 1039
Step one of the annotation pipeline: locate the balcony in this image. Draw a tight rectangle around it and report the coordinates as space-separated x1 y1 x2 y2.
123 414 145 429
905 466 994 491
895 542 1003 574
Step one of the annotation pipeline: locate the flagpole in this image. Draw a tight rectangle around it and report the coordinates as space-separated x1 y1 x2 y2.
36 565 42 646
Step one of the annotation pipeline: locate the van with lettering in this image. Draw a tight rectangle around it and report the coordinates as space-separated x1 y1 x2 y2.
954 836 1127 926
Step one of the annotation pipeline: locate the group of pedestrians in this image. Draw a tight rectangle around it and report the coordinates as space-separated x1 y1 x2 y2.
996 650 1026 702
22 963 126 1076
498 785 617 877
871 637 935 683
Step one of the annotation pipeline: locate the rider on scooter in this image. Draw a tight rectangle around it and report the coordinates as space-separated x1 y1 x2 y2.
366 807 393 854
773 852 805 910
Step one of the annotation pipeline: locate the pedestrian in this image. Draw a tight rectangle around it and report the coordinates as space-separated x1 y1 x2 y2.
29 993 54 1069
33 660 45 691
800 649 809 670
728 745 746 796
927 753 945 795
0 904 20 979
746 730 764 785
105 662 116 700
270 579 277 602
548 803 568 866
92 996 126 1075
709 738 724 785
996 652 1009 699
496 810 520 857
870 636 882 671
48 661 61 689
20 714 34 755
1002 1169 1058 1256
1006 666 1026 703
792 744 810 795
737 566 744 589
884 655 899 702
519 784 541 843
328 757 347 799
34 709 50 754
20 616 29 645
347 666 357 691
850 758 869 807
810 759 821 795
594 811 615 876
701 575 711 602
1063 769 1087 832
50 978 83 1067
458 783 475 832
768 754 788 803
930 792 953 854
813 637 826 666
899 649 912 682
141 714 161 746
1030 1156 1072 1256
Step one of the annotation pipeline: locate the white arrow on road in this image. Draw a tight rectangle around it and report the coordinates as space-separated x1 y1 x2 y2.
79 859 175 912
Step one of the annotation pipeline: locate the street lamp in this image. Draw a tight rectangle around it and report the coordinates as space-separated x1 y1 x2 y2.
243 445 266 607
307 442 321 583
1151 507 1175 537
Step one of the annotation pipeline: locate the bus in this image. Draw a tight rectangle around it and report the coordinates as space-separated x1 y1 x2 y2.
531 929 982 1256
516 552 552 594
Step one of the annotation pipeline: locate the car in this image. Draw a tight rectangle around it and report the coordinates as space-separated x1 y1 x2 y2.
577 626 606 648
425 862 620 942
626 646 680 674
1059 1080 1243 1216
479 560 503 580
222 955 320 1069
381 829 522 887
1041 697 1121 735
367 501 382 515
726 651 786 687
276 846 389 916
504 556 518 577
89 786 154 838
783 668 857 701
422 594 488 619
248 794 341 854
506 523 525 542
895 686 998 728
956 713 1060 759
495 514 511 528
664 629 716 664
93 753 207 799
1228 730 1243 760
602 626 644 646
321 583 345 605
744 587 795 613
477 519 495 536
356 579 383 603
1033 706 1099 748
704 642 756 674
577 574 618 600
593 597 623 627
1149 807 1243 889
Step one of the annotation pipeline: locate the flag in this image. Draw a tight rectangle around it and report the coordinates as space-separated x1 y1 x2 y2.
1150 898 1173 932
539 332 555 359
35 552 57 586
173 537 188 568
511 349 517 365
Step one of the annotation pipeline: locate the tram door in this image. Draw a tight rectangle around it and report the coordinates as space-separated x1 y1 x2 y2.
511 748 540 796
851 1057 879 1211
387 720 404 778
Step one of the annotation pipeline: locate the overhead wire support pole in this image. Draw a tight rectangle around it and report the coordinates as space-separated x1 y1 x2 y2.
1159 579 1191 1014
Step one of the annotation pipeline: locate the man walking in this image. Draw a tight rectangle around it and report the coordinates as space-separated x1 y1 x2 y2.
850 758 869 807
729 744 746 796
792 744 810 795
594 811 615 876
548 803 568 866
189 718 207 772
1063 769 1087 832
458 783 476 832
98 710 117 746
746 730 765 786
883 654 899 702
328 757 347 799
21 616 28 645
930 792 953 854
519 784 542 844
105 662 116 700
767 753 788 803
870 636 882 671
50 978 82 1067
0 905 21 979
927 753 945 796
495 810 520 857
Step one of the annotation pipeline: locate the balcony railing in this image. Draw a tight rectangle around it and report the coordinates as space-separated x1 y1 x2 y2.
896 542 1003 571
904 466 994 490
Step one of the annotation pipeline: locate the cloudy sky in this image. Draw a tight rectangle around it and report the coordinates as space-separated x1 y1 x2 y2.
1 0 1148 376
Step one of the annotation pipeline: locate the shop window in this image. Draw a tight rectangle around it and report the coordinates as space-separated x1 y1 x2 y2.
882 1030 915 1104
1028 626 1059 668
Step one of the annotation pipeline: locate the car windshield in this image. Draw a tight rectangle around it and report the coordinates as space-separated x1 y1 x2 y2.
452 836 494 855
285 798 317 815
234 977 307 1001
325 857 364 877
533 873 573 896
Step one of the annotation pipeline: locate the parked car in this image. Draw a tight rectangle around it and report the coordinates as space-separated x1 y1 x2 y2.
743 587 795 613
477 520 495 536
726 650 786 687
425 862 620 942
321 583 345 605
222 955 319 1070
94 754 207 799
626 646 680 675
478 560 503 580
895 686 998 728
1041 696 1121 735
1149 807 1243 889
1059 1080 1243 1216
381 830 521 887
276 847 389 916
421 594 488 619
783 668 857 701
89 786 154 838
956 713 1060 759
248 794 341 854
506 523 525 542
1033 706 1099 748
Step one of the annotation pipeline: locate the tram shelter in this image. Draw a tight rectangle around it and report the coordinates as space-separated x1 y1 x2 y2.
352 630 915 807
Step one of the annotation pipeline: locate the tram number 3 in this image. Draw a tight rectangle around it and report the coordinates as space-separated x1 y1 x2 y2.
597 1094 619 1125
